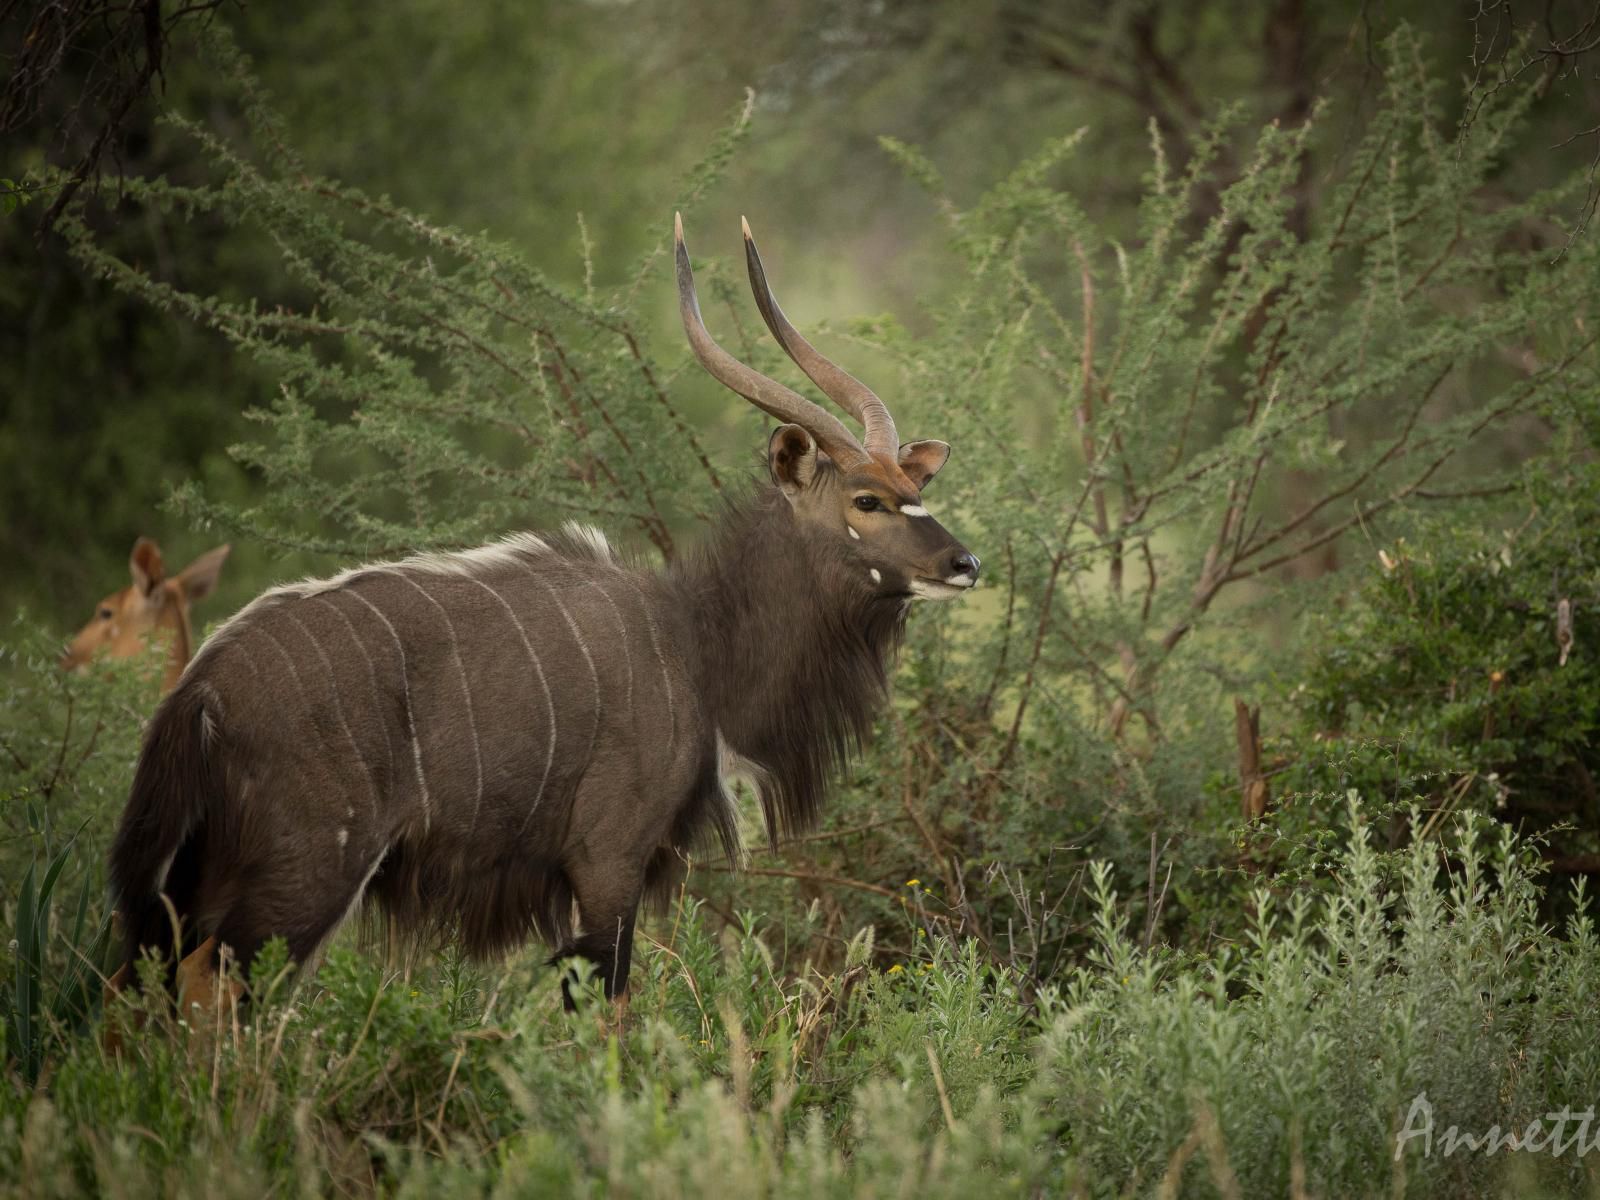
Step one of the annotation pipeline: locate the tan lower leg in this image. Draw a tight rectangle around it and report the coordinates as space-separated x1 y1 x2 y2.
175 934 218 1017
175 936 242 1027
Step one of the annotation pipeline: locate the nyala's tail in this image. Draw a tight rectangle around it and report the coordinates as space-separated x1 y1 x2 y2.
108 682 223 976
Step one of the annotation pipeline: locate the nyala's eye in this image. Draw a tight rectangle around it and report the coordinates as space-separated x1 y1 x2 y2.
853 495 882 513
98 607 114 620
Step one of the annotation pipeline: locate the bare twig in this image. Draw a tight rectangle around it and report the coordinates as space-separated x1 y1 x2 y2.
997 551 1066 772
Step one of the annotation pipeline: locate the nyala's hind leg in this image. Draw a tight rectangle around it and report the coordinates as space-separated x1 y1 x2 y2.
198 832 388 989
555 860 643 1016
554 913 639 1010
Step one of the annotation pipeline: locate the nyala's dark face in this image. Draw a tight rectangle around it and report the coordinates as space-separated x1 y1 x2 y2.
769 425 980 600
673 213 979 601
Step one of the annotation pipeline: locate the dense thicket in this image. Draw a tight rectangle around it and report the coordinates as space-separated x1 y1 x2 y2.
4 7 1600 1197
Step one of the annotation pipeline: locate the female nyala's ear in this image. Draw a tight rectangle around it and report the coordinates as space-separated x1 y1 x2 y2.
898 440 951 490
768 423 820 500
178 544 231 602
129 537 166 597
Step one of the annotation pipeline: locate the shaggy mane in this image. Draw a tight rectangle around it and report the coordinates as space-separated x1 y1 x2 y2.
671 485 908 844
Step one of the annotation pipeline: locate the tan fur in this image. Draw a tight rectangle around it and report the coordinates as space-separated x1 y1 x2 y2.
175 935 242 1032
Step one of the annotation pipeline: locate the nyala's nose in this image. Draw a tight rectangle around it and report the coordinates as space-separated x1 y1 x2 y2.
950 551 981 581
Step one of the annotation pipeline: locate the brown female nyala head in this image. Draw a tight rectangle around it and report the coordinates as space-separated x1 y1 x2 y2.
105 217 978 1016
62 537 230 694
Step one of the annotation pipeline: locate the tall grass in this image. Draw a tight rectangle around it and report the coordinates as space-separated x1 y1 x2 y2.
4 760 1596 1196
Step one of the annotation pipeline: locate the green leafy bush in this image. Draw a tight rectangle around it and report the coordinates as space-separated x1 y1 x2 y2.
1285 447 1600 871
1037 798 1600 1197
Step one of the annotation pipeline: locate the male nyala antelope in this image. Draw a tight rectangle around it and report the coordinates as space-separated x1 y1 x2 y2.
63 537 230 695
107 216 979 1016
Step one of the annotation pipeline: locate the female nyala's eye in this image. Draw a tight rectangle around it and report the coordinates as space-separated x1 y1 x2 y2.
99 607 114 620
853 495 881 513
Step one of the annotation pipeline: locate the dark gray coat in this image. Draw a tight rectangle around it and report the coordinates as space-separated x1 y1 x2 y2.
110 494 905 997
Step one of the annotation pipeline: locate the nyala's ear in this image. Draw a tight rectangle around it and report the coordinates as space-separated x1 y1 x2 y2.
768 424 820 502
898 440 951 490
178 544 231 603
129 538 166 597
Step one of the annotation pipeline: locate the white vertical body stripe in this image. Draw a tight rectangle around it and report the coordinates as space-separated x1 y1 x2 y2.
584 579 633 711
311 595 397 786
280 611 382 820
252 625 309 703
467 577 560 837
543 581 601 762
628 580 677 755
394 574 486 833
344 589 433 832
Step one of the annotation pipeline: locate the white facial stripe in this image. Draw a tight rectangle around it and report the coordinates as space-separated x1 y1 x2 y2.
848 526 861 540
900 505 931 517
869 569 882 583
909 577 973 601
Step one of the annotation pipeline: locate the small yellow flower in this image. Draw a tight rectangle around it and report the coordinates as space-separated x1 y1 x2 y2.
887 964 904 975
905 879 921 888
410 990 420 998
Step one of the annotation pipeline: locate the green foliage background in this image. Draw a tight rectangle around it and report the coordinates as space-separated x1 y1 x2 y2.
5 3 1600 1196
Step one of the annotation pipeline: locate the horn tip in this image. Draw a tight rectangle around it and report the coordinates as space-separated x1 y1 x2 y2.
674 211 684 241
740 214 753 241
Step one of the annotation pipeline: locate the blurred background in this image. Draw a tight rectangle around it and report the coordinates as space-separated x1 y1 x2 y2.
6 0 1598 622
